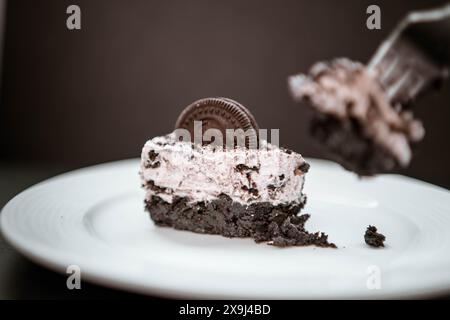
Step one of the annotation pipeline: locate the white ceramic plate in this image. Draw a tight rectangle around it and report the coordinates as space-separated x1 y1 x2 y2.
1 159 450 299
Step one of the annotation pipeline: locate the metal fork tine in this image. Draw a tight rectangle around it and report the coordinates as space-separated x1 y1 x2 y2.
387 69 412 100
380 55 399 85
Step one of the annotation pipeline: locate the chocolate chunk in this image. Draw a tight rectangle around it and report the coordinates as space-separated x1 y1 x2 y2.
294 162 310 175
144 150 161 169
146 180 168 193
364 225 386 247
174 97 259 149
241 185 259 196
298 162 310 173
148 150 158 161
235 164 259 173
150 161 160 168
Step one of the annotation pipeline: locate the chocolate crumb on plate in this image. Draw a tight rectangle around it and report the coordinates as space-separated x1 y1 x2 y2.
364 225 386 247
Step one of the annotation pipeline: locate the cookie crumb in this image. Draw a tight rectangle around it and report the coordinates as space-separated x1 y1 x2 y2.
364 225 385 247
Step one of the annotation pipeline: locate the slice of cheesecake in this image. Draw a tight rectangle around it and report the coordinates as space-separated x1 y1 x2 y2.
288 58 425 175
140 132 335 247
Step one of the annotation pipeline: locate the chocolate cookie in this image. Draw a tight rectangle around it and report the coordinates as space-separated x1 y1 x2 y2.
175 97 259 148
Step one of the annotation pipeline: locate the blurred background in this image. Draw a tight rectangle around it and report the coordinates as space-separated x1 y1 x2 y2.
0 0 449 186
0 0 449 299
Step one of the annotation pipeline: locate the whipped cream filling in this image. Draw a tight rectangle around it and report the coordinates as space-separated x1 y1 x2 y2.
289 58 425 167
140 133 308 205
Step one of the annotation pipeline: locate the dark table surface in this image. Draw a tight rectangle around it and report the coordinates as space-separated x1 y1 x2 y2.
0 163 449 299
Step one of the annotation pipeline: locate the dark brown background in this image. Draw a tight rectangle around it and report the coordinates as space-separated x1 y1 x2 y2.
1 0 449 188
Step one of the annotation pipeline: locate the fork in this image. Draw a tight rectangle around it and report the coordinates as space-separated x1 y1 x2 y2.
367 4 450 107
